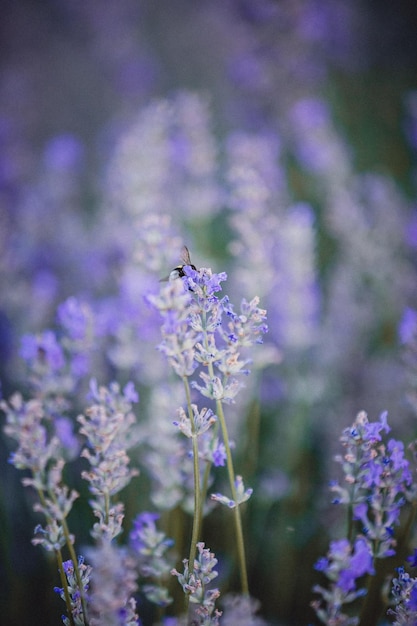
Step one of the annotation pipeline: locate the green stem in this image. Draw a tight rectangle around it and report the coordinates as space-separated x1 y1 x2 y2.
61 516 89 624
183 375 203 613
199 458 213 533
215 397 249 596
56 548 76 626
38 485 89 624
200 307 249 595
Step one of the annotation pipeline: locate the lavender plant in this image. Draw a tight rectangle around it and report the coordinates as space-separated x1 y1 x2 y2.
148 257 267 617
312 410 417 626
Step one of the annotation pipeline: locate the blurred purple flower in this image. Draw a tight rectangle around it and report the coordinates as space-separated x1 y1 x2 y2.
399 307 417 344
20 331 65 372
54 416 80 460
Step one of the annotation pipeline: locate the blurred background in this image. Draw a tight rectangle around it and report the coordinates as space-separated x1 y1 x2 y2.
1 1 417 624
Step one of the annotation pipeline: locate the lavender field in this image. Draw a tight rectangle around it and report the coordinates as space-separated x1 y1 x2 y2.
1 2 417 625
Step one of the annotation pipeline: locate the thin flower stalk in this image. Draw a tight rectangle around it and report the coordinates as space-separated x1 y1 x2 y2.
183 374 204 587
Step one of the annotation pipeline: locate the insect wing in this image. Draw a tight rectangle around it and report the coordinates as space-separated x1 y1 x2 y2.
180 245 192 266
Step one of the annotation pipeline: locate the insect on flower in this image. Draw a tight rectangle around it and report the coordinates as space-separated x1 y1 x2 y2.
160 245 197 282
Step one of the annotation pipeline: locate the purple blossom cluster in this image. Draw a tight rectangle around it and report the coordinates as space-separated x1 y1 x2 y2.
312 538 374 625
312 410 417 625
331 411 413 558
54 556 92 626
388 560 417 625
149 265 267 404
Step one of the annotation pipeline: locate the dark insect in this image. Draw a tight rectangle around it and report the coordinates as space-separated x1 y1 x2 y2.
160 245 197 282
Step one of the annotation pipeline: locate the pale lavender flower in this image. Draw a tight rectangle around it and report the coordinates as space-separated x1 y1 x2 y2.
105 92 220 221
2 393 58 473
20 330 65 372
147 278 198 378
220 594 267 626
172 542 221 624
142 384 195 512
226 130 317 356
173 405 217 438
290 97 351 180
130 511 174 607
78 379 140 541
1 388 81 617
32 520 67 552
19 299 98 402
57 297 93 342
211 476 253 509
225 130 286 303
87 541 139 626
2 393 80 528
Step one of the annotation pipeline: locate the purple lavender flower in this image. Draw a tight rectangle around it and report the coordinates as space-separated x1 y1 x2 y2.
331 411 411 558
54 556 92 626
312 538 374 624
130 511 174 607
208 438 227 468
388 566 417 625
147 278 198 378
150 263 267 406
20 330 65 372
57 297 92 342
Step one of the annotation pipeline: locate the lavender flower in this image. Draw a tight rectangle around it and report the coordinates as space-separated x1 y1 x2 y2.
78 379 140 541
173 405 217 438
330 411 412 558
2 390 87 622
186 266 267 404
19 298 98 405
2 393 79 535
56 297 96 378
151 264 267 400
54 556 92 626
147 278 198 378
130 511 174 607
87 540 139 626
171 542 221 624
312 537 374 625
220 594 267 626
142 383 197 512
389 565 417 625
211 476 253 509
